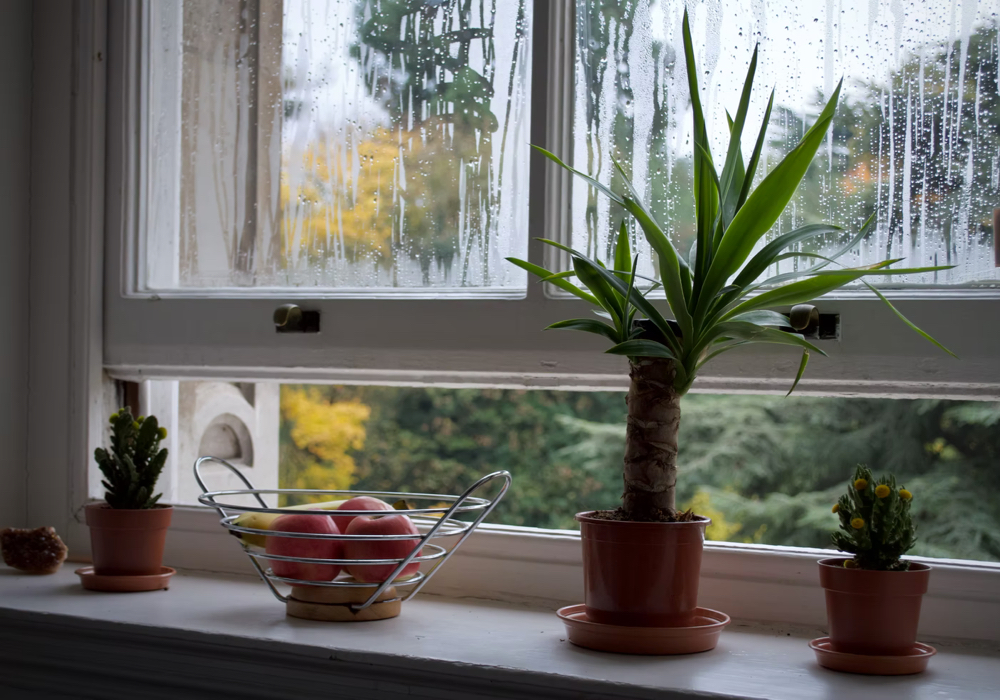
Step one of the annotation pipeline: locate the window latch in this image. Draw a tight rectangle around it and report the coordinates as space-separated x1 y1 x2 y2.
274 304 320 333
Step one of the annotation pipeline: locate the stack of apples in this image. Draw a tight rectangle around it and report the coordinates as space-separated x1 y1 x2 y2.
264 497 422 585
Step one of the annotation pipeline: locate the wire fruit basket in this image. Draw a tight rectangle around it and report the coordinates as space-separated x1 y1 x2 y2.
195 457 511 621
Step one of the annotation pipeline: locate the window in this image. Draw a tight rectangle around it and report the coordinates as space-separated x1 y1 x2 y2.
155 380 1000 563
570 0 999 289
54 0 998 627
142 0 531 295
105 0 1000 396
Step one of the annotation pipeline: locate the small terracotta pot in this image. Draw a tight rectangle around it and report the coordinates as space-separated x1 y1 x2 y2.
85 503 173 576
818 558 931 656
576 511 709 627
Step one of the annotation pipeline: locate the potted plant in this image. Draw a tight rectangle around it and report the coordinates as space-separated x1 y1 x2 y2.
818 466 929 658
85 409 172 578
509 10 951 647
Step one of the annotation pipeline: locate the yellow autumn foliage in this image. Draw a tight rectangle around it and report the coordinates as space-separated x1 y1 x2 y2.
280 387 371 493
685 490 743 542
280 127 437 267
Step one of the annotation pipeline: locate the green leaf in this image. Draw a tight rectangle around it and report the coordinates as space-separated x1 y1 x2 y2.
546 318 620 343
810 265 954 276
786 351 810 396
620 197 693 341
573 254 683 356
506 257 599 306
606 338 682 365
701 322 826 357
719 45 758 231
736 88 775 211
573 257 623 327
532 145 624 205
700 80 842 307
863 281 958 358
696 340 751 370
730 224 842 290
724 268 875 319
614 221 632 284
728 310 790 327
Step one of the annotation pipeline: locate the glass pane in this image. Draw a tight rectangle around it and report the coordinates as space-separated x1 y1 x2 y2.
130 380 1000 564
144 0 532 294
571 0 999 289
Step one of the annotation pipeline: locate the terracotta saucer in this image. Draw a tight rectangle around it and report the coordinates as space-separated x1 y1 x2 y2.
809 637 936 675
556 604 729 655
75 566 175 592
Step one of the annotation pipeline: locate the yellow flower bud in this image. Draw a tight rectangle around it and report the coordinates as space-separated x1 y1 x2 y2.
832 503 840 513
851 517 865 530
132 421 141 430
843 559 858 569
875 484 891 499
899 489 912 501
137 416 145 423
854 478 868 491
158 427 168 440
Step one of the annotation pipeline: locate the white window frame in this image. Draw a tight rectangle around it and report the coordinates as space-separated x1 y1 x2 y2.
27 0 1000 645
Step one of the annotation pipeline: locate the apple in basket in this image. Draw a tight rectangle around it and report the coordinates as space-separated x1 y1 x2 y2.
332 496 393 532
265 514 343 585
344 514 422 583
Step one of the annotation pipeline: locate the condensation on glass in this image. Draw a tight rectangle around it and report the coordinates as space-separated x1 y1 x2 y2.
144 0 532 294
572 0 999 288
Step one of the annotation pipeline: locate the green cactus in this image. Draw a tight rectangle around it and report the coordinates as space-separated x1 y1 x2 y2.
831 465 916 571
94 408 168 509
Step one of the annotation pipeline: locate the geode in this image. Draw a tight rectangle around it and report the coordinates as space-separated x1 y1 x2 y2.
1 526 68 574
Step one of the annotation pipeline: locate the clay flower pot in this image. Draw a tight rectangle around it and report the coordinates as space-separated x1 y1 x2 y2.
818 558 931 656
576 511 709 627
85 503 173 576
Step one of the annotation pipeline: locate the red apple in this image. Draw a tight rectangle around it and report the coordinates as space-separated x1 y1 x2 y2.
265 514 342 585
332 496 393 532
344 514 422 583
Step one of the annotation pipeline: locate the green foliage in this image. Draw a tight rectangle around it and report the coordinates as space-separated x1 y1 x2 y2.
831 466 916 571
278 386 1000 562
94 409 168 509
560 395 1000 562
508 9 953 399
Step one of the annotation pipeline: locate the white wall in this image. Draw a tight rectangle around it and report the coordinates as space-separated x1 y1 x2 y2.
0 0 32 529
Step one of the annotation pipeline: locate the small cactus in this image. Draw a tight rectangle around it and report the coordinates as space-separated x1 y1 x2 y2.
831 465 916 571
94 409 168 509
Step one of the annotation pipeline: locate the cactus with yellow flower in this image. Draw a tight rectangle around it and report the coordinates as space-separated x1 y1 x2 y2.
94 408 169 509
831 465 915 571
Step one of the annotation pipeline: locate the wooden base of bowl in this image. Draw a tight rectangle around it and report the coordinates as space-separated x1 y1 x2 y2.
286 583 401 622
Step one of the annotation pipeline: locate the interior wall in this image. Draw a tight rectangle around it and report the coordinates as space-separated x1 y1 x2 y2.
0 0 32 528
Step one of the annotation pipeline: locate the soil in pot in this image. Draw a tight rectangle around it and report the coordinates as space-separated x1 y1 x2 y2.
818 558 931 656
85 503 173 576
577 511 709 628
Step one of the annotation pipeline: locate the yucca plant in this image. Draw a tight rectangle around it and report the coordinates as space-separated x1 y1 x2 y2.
508 10 954 523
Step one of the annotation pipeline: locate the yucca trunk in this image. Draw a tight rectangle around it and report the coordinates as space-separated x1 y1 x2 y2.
622 357 681 520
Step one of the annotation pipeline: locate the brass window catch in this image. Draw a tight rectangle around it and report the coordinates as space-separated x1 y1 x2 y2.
274 304 320 333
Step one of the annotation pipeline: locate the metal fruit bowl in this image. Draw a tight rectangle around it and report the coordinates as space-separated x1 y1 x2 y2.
195 456 511 613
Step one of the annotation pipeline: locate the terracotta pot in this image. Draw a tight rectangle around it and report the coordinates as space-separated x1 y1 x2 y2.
818 558 931 656
576 511 709 627
85 503 173 576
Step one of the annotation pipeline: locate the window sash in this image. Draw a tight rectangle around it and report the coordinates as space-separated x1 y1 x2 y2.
103 0 1000 397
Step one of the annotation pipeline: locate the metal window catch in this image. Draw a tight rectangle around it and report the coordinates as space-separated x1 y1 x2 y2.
274 304 320 333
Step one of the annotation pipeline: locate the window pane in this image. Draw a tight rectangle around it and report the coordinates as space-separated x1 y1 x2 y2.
130 380 1000 563
144 0 532 294
571 0 998 288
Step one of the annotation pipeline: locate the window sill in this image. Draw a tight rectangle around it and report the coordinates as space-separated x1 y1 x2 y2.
2 564 998 700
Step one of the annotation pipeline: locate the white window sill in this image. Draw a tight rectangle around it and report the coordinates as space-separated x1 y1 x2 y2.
2 564 998 699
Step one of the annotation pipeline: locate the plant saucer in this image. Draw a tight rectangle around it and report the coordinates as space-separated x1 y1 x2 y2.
75 566 174 592
557 604 728 655
809 637 936 675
